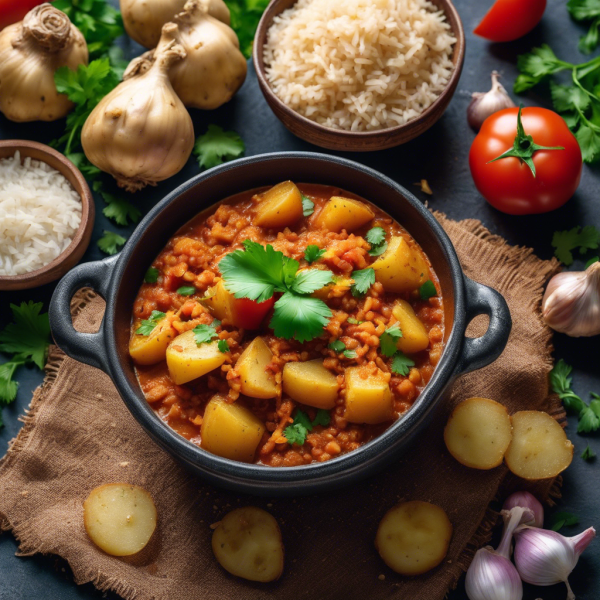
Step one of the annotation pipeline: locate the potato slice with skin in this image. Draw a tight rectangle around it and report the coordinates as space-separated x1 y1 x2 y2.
254 181 303 229
372 236 429 293
345 366 393 424
201 396 266 462
444 397 513 470
166 330 226 385
129 315 176 365
283 359 339 410
392 300 430 354
505 411 573 480
316 196 374 233
83 484 157 557
376 501 452 576
236 337 277 399
212 507 284 582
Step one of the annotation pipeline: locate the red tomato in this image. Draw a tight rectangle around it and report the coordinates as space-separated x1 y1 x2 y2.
0 0 45 30
232 296 275 330
474 0 546 42
469 107 582 215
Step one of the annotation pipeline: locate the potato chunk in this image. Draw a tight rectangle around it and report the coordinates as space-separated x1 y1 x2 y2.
203 279 235 324
166 330 226 385
392 300 430 354
344 366 393 424
212 507 284 582
235 337 277 399
129 316 176 365
504 411 573 480
444 397 513 470
375 501 452 576
254 181 303 229
201 396 266 462
371 236 429 293
316 196 374 232
283 359 339 410
83 484 157 557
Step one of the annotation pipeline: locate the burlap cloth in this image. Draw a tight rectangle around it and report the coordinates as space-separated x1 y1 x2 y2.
0 214 565 600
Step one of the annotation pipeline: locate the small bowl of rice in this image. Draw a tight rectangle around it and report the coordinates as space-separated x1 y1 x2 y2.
253 0 465 151
0 140 94 291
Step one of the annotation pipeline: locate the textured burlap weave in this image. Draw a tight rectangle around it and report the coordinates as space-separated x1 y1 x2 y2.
0 214 564 600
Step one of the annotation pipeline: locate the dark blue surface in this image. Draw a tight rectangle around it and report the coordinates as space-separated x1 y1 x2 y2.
1 0 599 598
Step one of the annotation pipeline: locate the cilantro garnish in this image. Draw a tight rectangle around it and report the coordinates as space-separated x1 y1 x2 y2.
302 194 315 217
98 230 126 255
329 340 346 353
552 226 600 265
290 270 334 295
380 323 403 357
136 311 166 336
343 349 358 359
177 286 196 296
366 227 388 257
567 0 600 53
351 268 376 298
145 268 159 284
391 352 415 376
270 293 332 343
193 322 220 345
101 191 141 227
419 280 437 300
218 339 230 353
550 511 580 532
284 409 331 445
582 444 596 461
304 245 325 264
194 125 245 170
313 409 330 427
225 0 270 57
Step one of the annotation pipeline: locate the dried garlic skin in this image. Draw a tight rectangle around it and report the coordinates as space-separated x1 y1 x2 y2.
81 24 195 193
0 4 88 122
120 0 230 49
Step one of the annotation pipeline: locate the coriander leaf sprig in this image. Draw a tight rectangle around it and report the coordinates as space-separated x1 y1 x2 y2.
552 226 600 265
284 409 331 445
194 125 245 170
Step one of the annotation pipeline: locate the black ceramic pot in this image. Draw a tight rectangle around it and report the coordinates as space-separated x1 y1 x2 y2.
49 153 511 496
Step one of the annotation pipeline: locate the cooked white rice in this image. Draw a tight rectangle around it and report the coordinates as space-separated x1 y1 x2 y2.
264 0 457 131
0 151 82 276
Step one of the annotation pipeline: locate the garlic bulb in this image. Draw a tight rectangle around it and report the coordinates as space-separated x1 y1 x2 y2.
124 0 247 110
502 492 544 528
514 525 596 600
120 0 230 49
0 4 88 122
467 71 516 131
542 262 600 337
82 24 194 192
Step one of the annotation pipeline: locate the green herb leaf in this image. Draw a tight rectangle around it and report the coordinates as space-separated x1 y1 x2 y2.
550 511 579 532
304 245 326 264
514 45 570 93
218 339 230 353
550 359 587 413
343 349 358 359
380 323 403 358
270 293 331 343
177 286 196 296
351 268 376 298
145 268 159 284
347 317 363 325
193 322 220 345
98 230 126 255
284 409 313 445
329 340 346 353
312 409 331 427
582 444 596 460
552 226 600 265
419 280 437 300
290 269 334 295
391 352 415 376
366 227 388 256
101 192 141 226
586 256 600 267
135 311 166 336
194 125 245 170
225 0 270 58
0 359 24 407
302 194 315 217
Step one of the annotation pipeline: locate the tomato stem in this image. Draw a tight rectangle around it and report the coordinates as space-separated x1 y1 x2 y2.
487 105 564 177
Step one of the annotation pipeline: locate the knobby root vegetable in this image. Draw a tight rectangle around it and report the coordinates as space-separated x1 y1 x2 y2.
120 0 230 49
82 23 194 192
0 3 88 122
123 0 246 110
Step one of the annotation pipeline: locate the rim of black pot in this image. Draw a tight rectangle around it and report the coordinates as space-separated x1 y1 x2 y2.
103 152 465 484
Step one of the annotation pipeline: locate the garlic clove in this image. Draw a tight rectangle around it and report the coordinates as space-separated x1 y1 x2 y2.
467 71 516 131
502 491 544 528
466 547 523 600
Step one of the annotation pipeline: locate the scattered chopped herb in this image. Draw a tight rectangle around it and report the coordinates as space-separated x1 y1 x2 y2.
302 194 315 217
582 444 596 460
351 268 376 298
391 352 415 377
177 286 196 296
193 322 220 345
343 349 358 359
304 245 325 264
366 227 388 256
101 191 141 226
312 409 330 427
329 340 346 354
550 510 580 532
380 323 403 357
419 280 437 300
225 0 270 57
347 317 363 325
552 226 600 265
567 0 600 53
98 230 126 255
144 268 159 284
194 125 245 170
284 409 331 444
218 339 230 353
135 311 166 336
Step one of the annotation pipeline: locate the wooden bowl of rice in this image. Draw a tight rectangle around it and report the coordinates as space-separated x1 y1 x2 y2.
0 140 94 291
253 0 465 151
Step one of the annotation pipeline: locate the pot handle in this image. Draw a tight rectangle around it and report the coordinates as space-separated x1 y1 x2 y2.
455 276 512 376
49 256 118 372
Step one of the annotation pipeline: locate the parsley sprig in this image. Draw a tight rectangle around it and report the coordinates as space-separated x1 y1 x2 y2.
550 510 580 532
350 268 376 298
552 226 600 265
194 125 245 170
366 227 388 256
380 324 403 357
193 322 220 345
567 0 600 53
98 231 126 255
301 194 315 217
136 311 166 336
225 0 270 57
284 409 331 445
304 245 325 264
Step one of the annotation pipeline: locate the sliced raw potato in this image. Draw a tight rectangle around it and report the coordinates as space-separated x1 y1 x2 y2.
235 337 277 399
83 483 157 557
392 300 430 354
212 507 284 582
201 396 266 462
344 366 393 424
282 359 339 410
375 501 452 576
444 397 513 470
504 411 573 480
254 181 303 229
166 330 226 385
371 236 429 293
316 196 374 232
129 316 177 365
